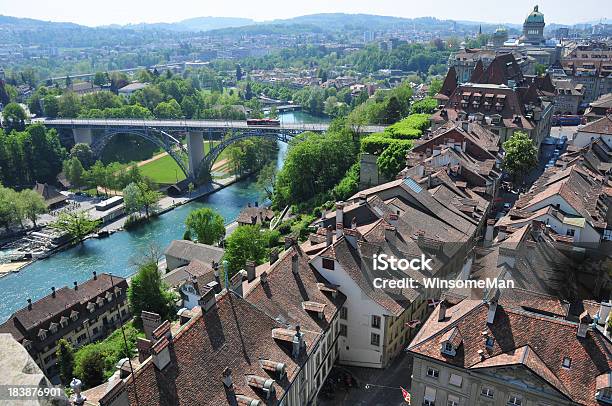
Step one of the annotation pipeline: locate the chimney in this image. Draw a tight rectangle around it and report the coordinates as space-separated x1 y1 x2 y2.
213 261 221 286
51 287 56 298
27 298 32 310
388 212 399 226
335 203 345 238
136 337 152 363
487 299 498 324
141 311 162 340
577 311 592 338
325 225 333 247
245 260 256 282
351 217 357 229
222 367 233 388
384 225 397 245
292 254 299 275
461 121 469 132
177 308 192 325
73 281 78 290
438 301 447 322
254 201 258 207
284 236 294 250
260 271 268 284
198 287 217 312
357 193 367 205
292 325 304 359
269 247 279 265
93 271 97 280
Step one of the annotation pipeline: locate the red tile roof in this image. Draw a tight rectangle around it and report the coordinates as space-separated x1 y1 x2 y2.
408 299 612 406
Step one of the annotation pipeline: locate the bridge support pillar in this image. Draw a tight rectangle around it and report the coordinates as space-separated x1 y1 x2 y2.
187 131 204 178
73 128 93 145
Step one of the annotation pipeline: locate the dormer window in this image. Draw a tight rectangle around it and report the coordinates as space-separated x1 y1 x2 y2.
22 340 32 351
49 322 58 334
38 329 47 341
508 394 522 405
87 302 96 313
443 341 455 355
106 292 114 301
96 297 105 307
562 357 571 368
70 310 78 321
60 316 68 328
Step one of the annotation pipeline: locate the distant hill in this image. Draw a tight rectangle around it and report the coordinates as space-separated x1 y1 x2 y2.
112 16 255 32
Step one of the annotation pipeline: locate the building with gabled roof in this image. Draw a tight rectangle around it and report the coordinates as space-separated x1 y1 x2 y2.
0 272 130 379
407 290 612 406
95 289 324 406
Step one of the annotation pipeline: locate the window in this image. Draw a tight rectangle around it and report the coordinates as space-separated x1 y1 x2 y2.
340 307 347 320
426 367 439 379
603 229 612 241
424 386 436 406
322 258 335 270
339 324 347 337
508 395 522 405
598 388 612 401
442 341 455 356
371 333 380 346
447 394 460 406
449 373 463 387
485 336 495 348
562 357 571 368
566 228 575 236
481 386 494 398
371 315 381 329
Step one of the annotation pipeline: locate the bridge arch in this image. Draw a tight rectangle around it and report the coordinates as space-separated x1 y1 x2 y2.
195 130 296 182
90 127 190 180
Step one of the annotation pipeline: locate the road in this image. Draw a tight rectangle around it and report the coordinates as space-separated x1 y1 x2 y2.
33 118 386 134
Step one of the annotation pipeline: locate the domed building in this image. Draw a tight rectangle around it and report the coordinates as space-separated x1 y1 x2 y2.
521 5 545 45
491 27 509 47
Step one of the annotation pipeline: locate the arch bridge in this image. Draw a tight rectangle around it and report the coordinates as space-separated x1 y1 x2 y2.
37 118 386 184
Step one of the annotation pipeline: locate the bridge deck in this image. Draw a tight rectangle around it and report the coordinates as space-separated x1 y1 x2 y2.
35 118 385 134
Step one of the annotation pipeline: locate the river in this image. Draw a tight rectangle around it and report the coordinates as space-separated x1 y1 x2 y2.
0 111 328 322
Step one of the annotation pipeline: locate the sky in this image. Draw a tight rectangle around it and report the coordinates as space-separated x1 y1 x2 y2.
0 0 610 27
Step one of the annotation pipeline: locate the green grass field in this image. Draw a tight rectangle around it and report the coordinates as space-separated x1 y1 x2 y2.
138 141 229 185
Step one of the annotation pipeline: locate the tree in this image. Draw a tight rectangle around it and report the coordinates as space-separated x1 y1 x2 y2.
377 141 413 179
535 63 547 76
1 102 26 131
223 225 271 276
64 157 85 188
58 92 81 118
128 261 176 327
137 182 161 218
256 162 277 201
122 182 141 215
0 186 20 231
384 96 402 124
93 72 108 86
410 97 438 114
153 99 182 119
428 78 443 97
236 64 243 81
184 207 226 245
70 143 95 169
502 131 538 182
0 80 11 106
56 339 74 386
51 211 101 244
244 82 253 100
42 94 59 118
75 347 105 389
18 189 47 228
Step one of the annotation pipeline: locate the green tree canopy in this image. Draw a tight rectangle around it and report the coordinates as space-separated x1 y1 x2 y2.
56 339 75 386
2 102 27 131
184 207 226 245
223 225 274 276
74 347 105 388
502 131 538 182
51 211 101 243
70 143 95 169
18 189 47 228
128 261 176 327
377 141 414 179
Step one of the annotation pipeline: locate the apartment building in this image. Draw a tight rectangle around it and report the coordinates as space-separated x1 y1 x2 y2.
407 291 612 406
0 272 130 379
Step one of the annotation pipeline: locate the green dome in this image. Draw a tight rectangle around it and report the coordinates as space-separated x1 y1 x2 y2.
525 5 545 23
